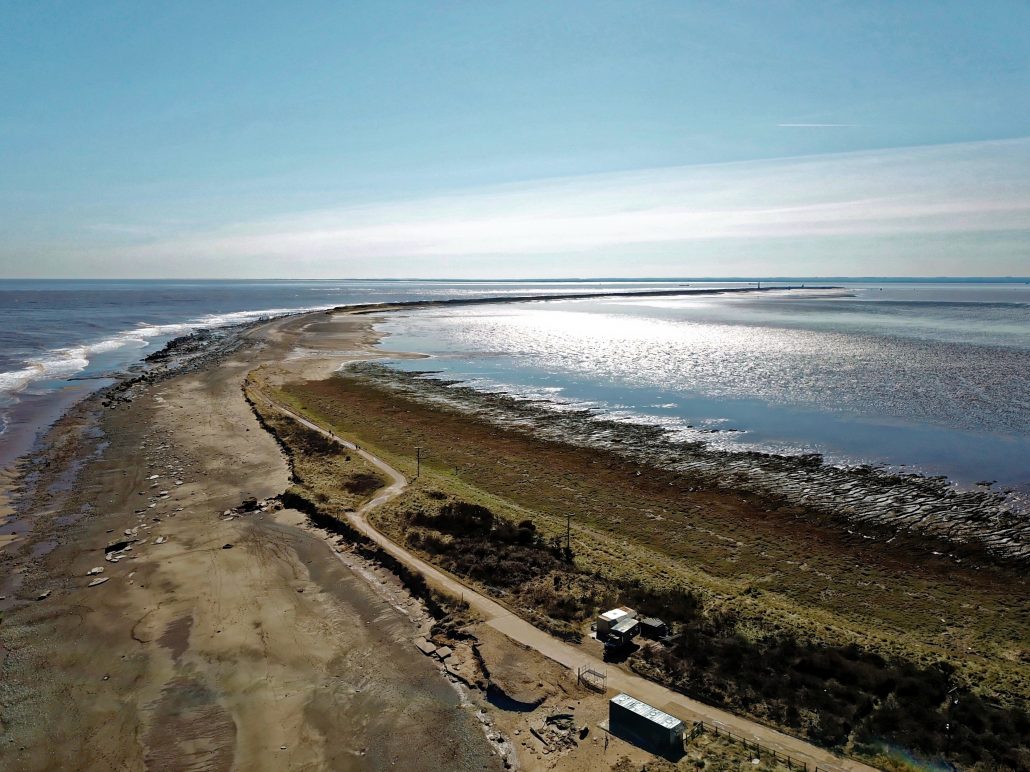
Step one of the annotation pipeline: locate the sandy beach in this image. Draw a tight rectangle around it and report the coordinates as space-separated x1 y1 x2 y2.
0 312 506 771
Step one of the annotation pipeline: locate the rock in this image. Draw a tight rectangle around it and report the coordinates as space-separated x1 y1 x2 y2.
222 543 233 549
37 590 52 601
88 577 109 587
415 638 437 656
434 646 454 660
155 536 167 544
87 567 104 575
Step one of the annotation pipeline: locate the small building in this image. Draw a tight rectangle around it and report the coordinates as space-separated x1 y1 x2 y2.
607 616 640 648
596 606 637 637
639 617 668 639
609 692 685 752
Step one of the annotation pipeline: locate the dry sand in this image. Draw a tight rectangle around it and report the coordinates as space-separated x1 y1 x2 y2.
0 312 503 771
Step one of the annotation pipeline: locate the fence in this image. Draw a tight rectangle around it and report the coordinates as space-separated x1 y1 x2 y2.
576 665 607 693
688 721 840 772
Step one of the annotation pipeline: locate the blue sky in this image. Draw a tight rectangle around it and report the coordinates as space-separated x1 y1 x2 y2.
1 1 1028 278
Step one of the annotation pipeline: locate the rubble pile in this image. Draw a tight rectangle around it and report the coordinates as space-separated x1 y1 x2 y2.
529 708 588 757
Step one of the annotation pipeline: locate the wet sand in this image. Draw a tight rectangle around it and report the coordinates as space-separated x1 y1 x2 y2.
0 312 502 771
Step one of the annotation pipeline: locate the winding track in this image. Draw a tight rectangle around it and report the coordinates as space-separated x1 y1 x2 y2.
251 387 875 772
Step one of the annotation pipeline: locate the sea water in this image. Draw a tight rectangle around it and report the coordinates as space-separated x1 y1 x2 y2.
377 282 1030 501
0 278 703 468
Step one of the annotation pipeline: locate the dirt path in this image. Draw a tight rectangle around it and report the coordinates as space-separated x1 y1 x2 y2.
253 387 877 772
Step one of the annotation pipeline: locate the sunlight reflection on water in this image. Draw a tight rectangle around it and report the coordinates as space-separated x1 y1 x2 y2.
377 285 1030 492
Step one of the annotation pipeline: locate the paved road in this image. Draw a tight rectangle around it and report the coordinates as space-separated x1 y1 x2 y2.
254 388 876 772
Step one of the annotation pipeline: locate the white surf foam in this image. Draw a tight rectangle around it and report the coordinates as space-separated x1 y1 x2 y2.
0 303 338 412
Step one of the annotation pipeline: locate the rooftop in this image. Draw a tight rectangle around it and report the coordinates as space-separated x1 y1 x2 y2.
611 616 639 634
611 693 684 730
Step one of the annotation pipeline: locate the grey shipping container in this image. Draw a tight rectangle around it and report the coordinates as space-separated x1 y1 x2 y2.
608 693 685 752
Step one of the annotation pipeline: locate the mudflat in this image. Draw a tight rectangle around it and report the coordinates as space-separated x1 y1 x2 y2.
0 313 502 771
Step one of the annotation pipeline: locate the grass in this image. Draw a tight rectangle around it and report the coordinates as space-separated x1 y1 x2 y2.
249 367 1030 769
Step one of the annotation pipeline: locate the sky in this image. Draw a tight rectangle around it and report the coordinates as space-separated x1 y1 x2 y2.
1 1 1028 279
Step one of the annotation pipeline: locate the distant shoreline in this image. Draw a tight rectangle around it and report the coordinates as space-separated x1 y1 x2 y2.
333 283 844 315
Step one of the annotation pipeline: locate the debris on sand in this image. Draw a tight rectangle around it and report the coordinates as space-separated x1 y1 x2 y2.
528 709 582 755
414 637 437 656
87 577 109 587
220 497 283 519
86 567 104 575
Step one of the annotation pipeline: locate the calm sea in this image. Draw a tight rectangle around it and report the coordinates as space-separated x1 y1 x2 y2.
0 278 699 469
377 282 1030 501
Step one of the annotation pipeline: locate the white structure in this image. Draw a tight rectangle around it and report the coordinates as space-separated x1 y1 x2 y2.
596 606 637 637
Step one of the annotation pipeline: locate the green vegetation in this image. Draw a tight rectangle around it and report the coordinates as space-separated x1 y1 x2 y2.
383 487 1030 769
254 369 1030 769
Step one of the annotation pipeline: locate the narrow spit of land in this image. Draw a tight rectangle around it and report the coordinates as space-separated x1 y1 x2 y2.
333 283 843 316
2 288 1024 772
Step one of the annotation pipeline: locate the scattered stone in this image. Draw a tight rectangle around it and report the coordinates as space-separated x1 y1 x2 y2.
36 590 52 601
155 536 167 544
415 638 437 656
87 567 104 576
222 543 233 550
88 577 109 587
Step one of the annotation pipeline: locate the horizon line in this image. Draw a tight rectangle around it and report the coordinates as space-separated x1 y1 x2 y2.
3 275 1028 283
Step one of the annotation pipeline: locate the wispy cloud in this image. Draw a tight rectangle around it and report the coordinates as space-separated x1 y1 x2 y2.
96 138 1030 271
777 123 860 128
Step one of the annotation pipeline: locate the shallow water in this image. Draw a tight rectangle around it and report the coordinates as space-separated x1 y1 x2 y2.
0 278 715 467
378 283 1030 498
